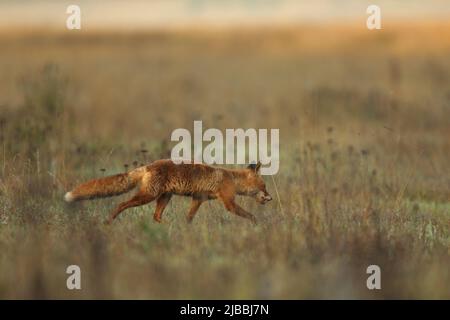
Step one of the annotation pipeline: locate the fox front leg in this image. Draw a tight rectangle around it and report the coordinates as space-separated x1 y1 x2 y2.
220 196 257 225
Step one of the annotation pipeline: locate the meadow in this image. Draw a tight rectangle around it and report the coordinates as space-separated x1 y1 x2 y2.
0 23 449 299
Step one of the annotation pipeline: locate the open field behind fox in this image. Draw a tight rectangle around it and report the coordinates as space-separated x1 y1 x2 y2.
0 23 449 299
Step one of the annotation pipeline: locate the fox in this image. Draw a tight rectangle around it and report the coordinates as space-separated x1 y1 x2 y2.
64 159 272 225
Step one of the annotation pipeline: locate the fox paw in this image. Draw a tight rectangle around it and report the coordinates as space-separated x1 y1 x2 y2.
153 216 162 223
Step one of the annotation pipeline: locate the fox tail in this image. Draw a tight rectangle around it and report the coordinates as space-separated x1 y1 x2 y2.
64 167 146 202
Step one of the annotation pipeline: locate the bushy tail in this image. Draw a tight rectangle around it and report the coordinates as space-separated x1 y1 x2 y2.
64 168 146 202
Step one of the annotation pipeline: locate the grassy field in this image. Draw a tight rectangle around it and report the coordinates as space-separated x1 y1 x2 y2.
0 23 449 299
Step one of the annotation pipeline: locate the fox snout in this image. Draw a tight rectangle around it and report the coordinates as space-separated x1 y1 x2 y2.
263 193 272 203
256 191 272 204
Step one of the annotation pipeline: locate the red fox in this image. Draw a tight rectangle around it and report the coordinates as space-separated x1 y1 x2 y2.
65 159 272 224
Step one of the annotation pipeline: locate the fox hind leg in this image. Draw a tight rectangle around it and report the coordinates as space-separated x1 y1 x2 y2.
107 192 158 224
153 193 172 223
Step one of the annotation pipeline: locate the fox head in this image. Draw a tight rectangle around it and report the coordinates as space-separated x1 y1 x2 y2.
245 162 272 204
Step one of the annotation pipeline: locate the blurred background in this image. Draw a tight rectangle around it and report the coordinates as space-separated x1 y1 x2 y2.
0 0 449 299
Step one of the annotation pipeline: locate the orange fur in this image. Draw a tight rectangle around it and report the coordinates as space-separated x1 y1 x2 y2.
65 159 272 224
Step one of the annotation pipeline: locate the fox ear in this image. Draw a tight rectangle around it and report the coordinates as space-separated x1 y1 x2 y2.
247 161 262 174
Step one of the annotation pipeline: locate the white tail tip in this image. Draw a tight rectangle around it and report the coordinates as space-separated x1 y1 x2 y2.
64 192 75 202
